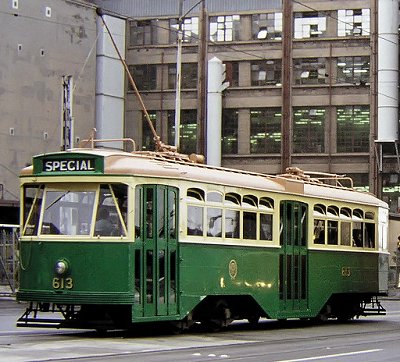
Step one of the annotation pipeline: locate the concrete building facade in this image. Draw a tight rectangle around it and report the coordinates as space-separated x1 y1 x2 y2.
1 0 400 222
0 0 98 218
92 0 400 215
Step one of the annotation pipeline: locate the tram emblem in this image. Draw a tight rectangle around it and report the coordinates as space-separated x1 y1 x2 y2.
229 259 238 279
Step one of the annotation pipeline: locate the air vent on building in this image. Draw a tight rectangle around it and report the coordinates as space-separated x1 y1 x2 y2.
9 128 15 136
12 0 18 9
45 7 51 17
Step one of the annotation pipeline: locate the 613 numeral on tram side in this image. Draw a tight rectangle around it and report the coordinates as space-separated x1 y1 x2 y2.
52 277 73 289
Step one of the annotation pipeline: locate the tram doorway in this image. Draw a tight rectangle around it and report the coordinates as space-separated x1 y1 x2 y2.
133 185 179 319
279 201 308 314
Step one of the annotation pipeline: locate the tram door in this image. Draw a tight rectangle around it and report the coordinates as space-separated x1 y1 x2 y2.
133 185 179 319
279 201 308 313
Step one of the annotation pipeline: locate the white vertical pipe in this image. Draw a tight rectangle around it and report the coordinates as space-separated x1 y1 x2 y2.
207 57 229 166
377 0 399 141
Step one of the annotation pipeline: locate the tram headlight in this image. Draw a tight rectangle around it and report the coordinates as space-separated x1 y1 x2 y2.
54 259 69 275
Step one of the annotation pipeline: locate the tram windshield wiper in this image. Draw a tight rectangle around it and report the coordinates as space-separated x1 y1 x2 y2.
45 191 70 211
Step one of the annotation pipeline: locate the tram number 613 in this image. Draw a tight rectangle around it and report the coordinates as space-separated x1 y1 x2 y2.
52 277 73 289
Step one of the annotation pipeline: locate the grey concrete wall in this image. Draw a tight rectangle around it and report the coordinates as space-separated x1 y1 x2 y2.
0 0 98 201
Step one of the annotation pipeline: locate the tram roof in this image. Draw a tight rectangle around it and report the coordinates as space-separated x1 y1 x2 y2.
21 147 387 208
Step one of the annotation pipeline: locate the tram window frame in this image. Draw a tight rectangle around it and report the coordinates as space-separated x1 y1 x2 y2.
207 207 222 237
364 221 375 248
95 184 128 237
313 204 326 245
186 187 205 236
260 212 273 240
22 184 44 236
327 219 338 245
40 186 97 237
243 194 257 240
340 207 352 246
224 192 241 239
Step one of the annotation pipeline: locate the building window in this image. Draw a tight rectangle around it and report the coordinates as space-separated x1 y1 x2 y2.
337 106 370 153
224 62 239 87
294 58 327 85
293 107 325 153
337 56 370 85
294 12 327 39
250 108 281 154
338 9 370 37
168 63 198 89
129 20 157 46
128 65 157 91
142 111 157 151
168 110 197 154
222 109 238 154
251 60 282 86
209 15 240 42
252 13 282 40
169 17 199 43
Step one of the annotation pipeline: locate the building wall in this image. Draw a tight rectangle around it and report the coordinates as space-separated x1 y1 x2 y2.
120 1 379 177
0 0 98 202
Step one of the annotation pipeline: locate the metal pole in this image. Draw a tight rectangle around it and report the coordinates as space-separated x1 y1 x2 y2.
174 0 184 151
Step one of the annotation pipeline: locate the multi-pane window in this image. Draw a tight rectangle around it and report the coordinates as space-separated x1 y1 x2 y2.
294 12 327 39
252 13 282 40
129 20 157 46
336 56 370 85
293 107 325 153
168 110 197 154
141 111 157 151
337 106 370 153
168 63 198 89
250 108 281 154
251 60 282 86
293 58 327 85
209 15 240 42
169 17 199 43
222 109 238 154
224 62 239 87
338 9 370 36
128 64 157 91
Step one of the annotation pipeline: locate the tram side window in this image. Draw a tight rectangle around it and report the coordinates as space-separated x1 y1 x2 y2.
327 220 338 245
22 185 44 236
225 192 241 239
187 205 203 235
364 222 375 248
186 188 204 236
313 219 325 244
225 209 240 238
352 221 363 247
207 207 222 237
260 213 273 240
259 197 273 241
340 221 351 246
243 211 257 239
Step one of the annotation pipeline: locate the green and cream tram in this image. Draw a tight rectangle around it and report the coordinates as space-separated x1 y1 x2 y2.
17 141 389 330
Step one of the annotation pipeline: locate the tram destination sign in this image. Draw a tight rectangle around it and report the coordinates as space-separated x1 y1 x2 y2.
33 153 104 175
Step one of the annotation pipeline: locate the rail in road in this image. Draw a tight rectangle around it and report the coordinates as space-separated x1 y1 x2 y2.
1 299 400 362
